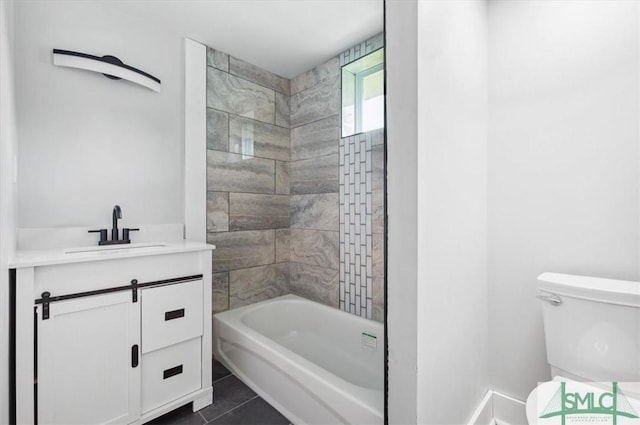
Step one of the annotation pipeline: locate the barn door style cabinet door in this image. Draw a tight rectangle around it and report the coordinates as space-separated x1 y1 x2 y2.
37 291 141 424
11 244 214 425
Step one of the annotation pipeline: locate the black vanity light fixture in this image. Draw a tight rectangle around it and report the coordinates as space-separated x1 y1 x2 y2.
52 49 161 92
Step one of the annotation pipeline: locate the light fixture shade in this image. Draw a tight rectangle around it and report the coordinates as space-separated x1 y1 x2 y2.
52 49 161 92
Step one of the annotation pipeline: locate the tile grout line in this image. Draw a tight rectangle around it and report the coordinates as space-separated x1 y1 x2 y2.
207 146 290 163
293 150 339 163
204 395 260 424
288 227 339 232
213 372 234 384
289 113 340 131
207 107 291 132
207 60 290 97
206 190 290 197
290 69 340 98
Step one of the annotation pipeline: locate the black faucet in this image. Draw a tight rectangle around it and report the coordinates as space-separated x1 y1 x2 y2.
112 205 122 241
89 205 139 245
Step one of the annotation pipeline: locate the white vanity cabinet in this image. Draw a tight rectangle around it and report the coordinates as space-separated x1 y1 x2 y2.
11 242 214 425
139 279 204 413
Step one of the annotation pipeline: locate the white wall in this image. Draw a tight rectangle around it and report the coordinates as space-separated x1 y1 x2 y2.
14 1 185 230
386 1 419 423
183 39 207 243
0 0 19 421
415 1 489 423
387 1 489 423
488 0 640 401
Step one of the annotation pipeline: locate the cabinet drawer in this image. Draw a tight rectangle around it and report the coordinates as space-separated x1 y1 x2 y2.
141 337 202 413
141 279 203 353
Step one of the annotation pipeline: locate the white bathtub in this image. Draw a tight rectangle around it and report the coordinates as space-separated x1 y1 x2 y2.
213 294 384 425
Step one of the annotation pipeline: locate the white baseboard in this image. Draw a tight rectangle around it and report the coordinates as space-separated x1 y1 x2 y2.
467 390 495 425
467 390 527 425
493 392 527 425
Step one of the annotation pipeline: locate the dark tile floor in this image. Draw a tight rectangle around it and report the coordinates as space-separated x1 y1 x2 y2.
148 360 291 425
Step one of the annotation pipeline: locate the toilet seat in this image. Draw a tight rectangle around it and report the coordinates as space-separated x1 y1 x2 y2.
526 376 568 424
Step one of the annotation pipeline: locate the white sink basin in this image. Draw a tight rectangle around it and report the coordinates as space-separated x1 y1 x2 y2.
64 242 166 254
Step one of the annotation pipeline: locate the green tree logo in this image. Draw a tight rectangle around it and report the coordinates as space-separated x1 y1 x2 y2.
540 382 639 425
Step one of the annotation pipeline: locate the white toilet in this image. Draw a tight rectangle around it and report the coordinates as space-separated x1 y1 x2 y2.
526 272 640 424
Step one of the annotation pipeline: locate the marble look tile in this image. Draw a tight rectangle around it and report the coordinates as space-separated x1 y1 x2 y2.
372 189 384 234
275 92 290 128
289 262 339 307
229 56 290 95
340 33 385 66
207 109 229 152
372 144 384 191
291 57 340 95
229 263 289 309
371 127 384 146
290 115 339 161
207 230 275 272
290 193 339 231
211 272 229 314
290 154 338 195
207 151 274 194
275 229 290 263
229 193 289 231
372 232 384 278
290 229 339 270
372 276 384 323
372 305 384 323
275 161 290 195
207 192 229 233
207 47 229 72
207 67 275 124
228 116 289 162
366 33 385 54
290 75 340 128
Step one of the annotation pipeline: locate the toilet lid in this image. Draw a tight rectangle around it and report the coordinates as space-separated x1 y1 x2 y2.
526 377 640 425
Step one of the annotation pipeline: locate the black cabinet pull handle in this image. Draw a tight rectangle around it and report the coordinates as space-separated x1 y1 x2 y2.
165 308 185 321
131 345 139 368
41 292 51 320
163 365 183 379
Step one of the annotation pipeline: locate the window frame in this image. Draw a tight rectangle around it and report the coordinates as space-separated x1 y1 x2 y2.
341 48 385 137
354 62 384 134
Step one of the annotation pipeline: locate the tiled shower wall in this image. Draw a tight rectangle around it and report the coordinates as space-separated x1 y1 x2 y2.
205 48 291 314
339 129 385 321
288 57 341 307
338 33 385 321
206 33 384 322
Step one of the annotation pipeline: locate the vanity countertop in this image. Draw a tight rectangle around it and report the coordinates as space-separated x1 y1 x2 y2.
10 240 215 268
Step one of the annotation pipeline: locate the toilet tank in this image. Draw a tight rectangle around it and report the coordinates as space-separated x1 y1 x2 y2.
537 273 640 382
